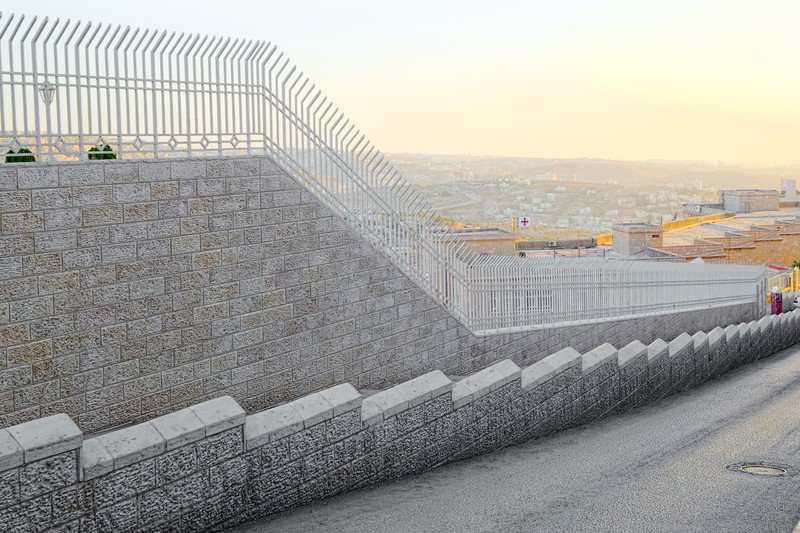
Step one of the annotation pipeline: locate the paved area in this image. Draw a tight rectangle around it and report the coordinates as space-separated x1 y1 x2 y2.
235 346 800 533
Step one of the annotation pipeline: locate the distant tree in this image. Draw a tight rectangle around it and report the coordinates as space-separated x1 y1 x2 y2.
793 260 800 269
88 144 117 160
5 147 36 163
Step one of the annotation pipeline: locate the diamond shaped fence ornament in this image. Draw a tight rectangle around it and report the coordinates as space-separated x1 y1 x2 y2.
132 136 144 151
200 135 210 149
167 136 178 150
230 135 239 148
96 136 107 149
55 137 67 153
10 137 22 152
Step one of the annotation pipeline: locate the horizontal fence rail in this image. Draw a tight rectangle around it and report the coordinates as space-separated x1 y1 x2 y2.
0 13 767 335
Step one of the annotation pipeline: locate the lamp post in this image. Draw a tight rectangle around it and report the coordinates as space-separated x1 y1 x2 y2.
38 80 56 161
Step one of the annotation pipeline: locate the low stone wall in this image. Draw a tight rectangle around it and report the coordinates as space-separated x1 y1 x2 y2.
1 311 796 532
0 157 762 433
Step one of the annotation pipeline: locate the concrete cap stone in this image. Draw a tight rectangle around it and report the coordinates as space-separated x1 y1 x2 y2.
451 359 521 410
582 343 617 374
692 331 708 349
149 408 206 451
545 347 582 373
318 383 362 416
97 422 166 468
80 438 114 481
708 327 725 348
289 392 335 429
189 396 246 436
520 360 555 392
244 403 303 450
759 315 773 331
737 323 751 339
396 370 453 408
0 429 23 471
618 340 647 369
6 413 82 463
647 339 669 361
361 386 409 426
669 333 693 358
727 324 742 341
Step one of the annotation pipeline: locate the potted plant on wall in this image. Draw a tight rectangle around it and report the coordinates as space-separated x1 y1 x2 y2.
87 144 117 160
5 147 36 163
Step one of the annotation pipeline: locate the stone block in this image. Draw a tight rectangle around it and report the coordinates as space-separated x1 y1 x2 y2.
92 459 156 508
451 359 521 409
196 427 244 468
80 438 114 481
245 404 303 449
618 340 647 369
582 343 618 375
19 450 76 500
97 422 165 468
188 395 246 436
149 408 206 451
6 413 82 463
289 392 335 428
360 386 409 426
0 428 23 471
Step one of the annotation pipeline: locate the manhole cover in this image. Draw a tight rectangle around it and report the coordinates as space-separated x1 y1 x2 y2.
726 461 797 477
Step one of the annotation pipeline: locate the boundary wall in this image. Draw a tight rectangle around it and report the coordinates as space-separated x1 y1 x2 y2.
0 157 762 433
0 311 797 532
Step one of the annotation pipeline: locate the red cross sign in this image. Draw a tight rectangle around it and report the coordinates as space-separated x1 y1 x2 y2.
517 216 531 228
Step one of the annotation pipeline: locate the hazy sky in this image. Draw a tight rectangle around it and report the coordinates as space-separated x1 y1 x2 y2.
19 1 800 165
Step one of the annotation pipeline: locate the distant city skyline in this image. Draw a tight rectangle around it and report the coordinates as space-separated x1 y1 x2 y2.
22 0 800 166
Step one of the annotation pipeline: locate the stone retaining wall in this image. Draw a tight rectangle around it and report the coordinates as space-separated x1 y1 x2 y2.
0 311 795 532
0 157 762 432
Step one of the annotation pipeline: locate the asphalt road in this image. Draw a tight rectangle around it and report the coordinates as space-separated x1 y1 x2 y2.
237 345 800 533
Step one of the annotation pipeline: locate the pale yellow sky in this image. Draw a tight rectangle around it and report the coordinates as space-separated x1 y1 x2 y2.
31 0 800 165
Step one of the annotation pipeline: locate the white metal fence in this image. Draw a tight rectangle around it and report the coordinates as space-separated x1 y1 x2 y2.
0 13 766 335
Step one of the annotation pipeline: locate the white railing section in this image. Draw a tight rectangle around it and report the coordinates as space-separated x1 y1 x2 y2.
0 13 766 335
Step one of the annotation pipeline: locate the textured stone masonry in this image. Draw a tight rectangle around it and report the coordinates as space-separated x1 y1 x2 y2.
0 157 763 433
0 310 796 532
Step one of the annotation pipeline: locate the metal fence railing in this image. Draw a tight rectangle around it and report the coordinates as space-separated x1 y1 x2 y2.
0 13 767 335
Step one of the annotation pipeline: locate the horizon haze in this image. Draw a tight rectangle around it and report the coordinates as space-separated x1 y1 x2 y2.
22 0 800 167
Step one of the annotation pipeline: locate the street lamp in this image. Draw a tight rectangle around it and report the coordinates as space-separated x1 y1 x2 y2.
38 80 56 105
37 80 56 160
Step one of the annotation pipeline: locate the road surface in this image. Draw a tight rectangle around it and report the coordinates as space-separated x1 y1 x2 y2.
236 345 800 533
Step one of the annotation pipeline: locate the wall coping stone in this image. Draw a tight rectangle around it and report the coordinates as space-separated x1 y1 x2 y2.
96 422 166 469
727 324 742 341
318 383 362 416
149 408 206 451
452 359 521 410
6 413 82 463
188 396 246 436
361 387 408 426
361 370 454 426
520 360 555 392
668 333 693 358
692 331 708 349
618 340 647 369
244 403 302 450
582 343 617 374
521 347 582 391
708 327 725 348
647 339 669 361
289 393 335 429
0 429 23 471
759 315 773 331
397 371 453 407
80 438 114 481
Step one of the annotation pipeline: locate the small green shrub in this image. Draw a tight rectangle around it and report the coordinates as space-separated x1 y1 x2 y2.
88 144 117 160
5 147 36 163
